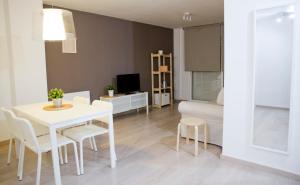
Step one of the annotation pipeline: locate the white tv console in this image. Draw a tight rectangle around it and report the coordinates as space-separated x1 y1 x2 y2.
100 92 149 115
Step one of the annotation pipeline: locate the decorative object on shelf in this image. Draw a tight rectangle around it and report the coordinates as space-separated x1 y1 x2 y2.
151 52 173 108
159 65 168 72
43 8 76 41
105 85 115 97
162 80 167 88
158 50 164 55
48 88 64 108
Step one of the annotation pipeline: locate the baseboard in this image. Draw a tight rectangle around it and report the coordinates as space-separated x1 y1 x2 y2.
221 154 300 181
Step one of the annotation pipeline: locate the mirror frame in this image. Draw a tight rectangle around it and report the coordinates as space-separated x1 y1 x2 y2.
249 3 297 155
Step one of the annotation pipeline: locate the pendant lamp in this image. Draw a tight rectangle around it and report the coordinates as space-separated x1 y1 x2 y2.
43 8 76 41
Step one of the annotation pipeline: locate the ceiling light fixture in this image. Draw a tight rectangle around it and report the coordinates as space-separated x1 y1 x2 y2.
183 12 192 22
43 8 76 41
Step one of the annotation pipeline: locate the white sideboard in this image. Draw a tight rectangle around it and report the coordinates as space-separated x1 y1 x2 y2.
100 92 149 115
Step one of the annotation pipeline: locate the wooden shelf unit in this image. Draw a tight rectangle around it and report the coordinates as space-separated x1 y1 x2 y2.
151 52 173 108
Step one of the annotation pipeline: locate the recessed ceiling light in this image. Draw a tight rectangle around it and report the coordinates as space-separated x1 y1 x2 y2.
276 17 282 23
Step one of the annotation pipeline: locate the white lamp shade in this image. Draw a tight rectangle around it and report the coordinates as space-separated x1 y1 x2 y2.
43 8 66 41
62 10 76 39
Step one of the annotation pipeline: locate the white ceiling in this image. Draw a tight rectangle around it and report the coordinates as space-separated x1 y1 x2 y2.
43 0 224 28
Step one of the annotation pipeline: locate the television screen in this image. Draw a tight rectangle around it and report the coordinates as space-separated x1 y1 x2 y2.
117 73 140 94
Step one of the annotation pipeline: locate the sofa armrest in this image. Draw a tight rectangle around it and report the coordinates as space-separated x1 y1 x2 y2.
178 101 223 119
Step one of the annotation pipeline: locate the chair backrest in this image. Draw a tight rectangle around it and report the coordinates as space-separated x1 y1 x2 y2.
73 96 90 105
91 100 113 110
1 107 20 138
13 116 40 151
64 91 90 102
91 100 113 124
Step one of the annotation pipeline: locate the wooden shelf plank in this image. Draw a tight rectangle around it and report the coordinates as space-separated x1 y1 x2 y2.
152 71 172 74
151 53 172 58
153 87 171 91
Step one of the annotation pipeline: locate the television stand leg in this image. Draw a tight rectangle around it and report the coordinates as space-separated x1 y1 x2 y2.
146 105 149 115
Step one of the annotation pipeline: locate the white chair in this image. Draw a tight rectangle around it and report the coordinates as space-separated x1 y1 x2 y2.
92 100 112 124
57 96 97 165
1 108 49 165
3 109 80 185
72 96 98 150
73 96 97 148
63 100 112 174
1 108 23 166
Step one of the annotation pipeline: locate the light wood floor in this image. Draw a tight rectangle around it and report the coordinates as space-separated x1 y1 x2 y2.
0 104 299 185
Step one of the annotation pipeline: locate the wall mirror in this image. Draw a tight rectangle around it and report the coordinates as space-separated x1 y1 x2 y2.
251 4 295 153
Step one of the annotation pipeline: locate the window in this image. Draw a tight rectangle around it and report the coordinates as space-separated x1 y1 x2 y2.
192 72 223 101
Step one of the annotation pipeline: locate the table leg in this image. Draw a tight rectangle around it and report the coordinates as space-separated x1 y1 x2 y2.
108 112 116 167
49 127 62 185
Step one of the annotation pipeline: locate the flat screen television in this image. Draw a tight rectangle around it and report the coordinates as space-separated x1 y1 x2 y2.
117 73 140 94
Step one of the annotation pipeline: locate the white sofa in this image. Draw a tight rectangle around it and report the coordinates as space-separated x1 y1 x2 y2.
178 100 223 146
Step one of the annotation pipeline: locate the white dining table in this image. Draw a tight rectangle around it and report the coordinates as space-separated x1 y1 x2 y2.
13 101 117 185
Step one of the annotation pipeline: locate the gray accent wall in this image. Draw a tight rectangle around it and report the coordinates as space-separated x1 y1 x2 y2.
45 7 173 101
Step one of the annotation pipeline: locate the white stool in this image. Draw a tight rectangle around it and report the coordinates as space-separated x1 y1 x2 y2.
176 117 207 156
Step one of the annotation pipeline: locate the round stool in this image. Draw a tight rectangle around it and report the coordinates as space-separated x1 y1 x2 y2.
176 117 207 156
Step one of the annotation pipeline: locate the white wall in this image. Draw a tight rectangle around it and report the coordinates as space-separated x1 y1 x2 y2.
255 16 292 108
0 0 13 141
0 0 48 141
223 0 300 175
173 28 192 100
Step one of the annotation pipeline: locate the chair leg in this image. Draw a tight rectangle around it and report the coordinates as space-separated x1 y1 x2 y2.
64 145 68 163
86 121 95 151
17 143 22 178
36 152 42 185
194 126 198 156
79 141 84 174
18 143 25 180
88 138 94 150
15 139 20 159
58 147 64 165
92 137 98 152
7 138 13 165
176 123 181 152
204 123 207 150
72 143 80 176
186 126 190 144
